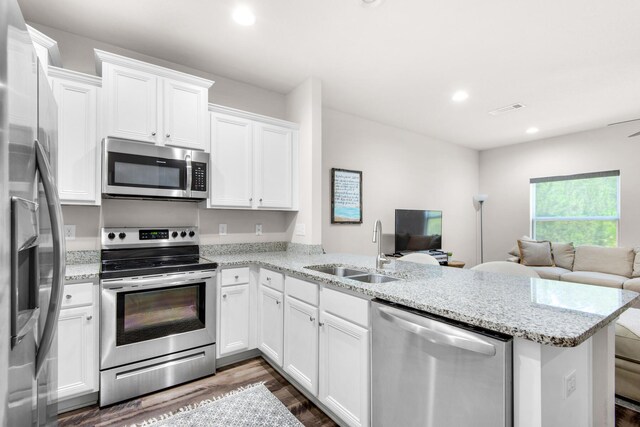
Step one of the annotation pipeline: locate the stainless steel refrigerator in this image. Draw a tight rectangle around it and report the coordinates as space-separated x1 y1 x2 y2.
1 0 65 424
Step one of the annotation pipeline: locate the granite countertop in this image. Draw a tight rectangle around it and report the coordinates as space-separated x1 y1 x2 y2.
65 263 100 281
204 251 639 347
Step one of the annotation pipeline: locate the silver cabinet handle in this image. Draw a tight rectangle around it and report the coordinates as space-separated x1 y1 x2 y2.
235 275 239 280
249 197 253 202
151 132 156 136
65 295 72 299
266 277 271 281
377 306 496 357
34 140 66 376
166 133 171 138
222 294 227 299
86 315 92 320
309 316 315 322
319 322 325 327
276 300 281 305
259 198 263 203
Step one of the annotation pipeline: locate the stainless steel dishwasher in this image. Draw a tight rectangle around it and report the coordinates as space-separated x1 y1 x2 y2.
372 300 512 427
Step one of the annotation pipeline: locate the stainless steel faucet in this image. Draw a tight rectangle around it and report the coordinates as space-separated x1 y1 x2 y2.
373 219 391 270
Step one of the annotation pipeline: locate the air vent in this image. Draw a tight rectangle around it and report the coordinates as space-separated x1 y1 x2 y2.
488 103 526 116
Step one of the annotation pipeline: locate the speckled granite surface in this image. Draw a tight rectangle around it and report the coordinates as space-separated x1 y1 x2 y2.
203 251 640 347
66 250 100 265
286 243 324 255
201 242 287 256
65 263 100 281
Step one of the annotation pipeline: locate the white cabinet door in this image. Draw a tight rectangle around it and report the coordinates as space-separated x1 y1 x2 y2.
210 113 253 207
57 305 97 400
319 311 370 427
254 124 293 209
52 77 99 204
103 64 158 143
258 285 284 366
284 296 319 395
163 78 208 151
219 283 250 356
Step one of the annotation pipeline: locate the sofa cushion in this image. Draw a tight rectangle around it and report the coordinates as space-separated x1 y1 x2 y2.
518 240 554 267
551 242 575 271
561 271 627 289
624 277 640 294
616 308 640 364
573 245 634 277
508 235 533 257
531 266 572 281
634 247 640 278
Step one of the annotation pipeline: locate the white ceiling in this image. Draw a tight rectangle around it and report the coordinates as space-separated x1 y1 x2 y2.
18 0 640 150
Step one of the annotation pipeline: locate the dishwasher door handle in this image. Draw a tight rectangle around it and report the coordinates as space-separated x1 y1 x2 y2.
378 306 496 357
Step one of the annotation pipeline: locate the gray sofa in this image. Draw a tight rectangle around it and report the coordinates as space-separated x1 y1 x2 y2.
509 242 640 402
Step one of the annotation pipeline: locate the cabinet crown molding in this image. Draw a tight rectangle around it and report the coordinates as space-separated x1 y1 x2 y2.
48 66 102 87
94 49 214 89
209 104 300 130
27 24 62 67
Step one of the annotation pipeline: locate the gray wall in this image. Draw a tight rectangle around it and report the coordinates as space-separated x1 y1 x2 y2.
322 108 480 266
479 121 640 262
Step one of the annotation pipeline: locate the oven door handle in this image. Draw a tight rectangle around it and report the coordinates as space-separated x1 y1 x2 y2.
101 271 216 290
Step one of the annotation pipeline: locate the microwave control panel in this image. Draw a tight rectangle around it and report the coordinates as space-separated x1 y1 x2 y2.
192 162 207 192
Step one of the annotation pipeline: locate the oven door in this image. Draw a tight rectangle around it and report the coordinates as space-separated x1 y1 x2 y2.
100 270 216 369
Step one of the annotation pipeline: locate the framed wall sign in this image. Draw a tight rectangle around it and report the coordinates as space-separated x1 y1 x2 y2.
331 168 363 224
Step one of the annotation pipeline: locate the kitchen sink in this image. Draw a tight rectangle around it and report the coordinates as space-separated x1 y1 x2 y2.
348 274 399 284
305 265 368 277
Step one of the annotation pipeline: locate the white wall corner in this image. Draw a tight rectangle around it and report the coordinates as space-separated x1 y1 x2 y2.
285 77 323 246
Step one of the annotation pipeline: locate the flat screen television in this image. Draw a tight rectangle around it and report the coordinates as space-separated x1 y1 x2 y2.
395 209 442 253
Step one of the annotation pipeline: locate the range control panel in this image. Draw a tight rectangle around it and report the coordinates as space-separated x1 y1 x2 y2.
102 226 199 248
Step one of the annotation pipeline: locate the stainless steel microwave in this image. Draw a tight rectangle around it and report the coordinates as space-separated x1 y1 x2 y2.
102 137 209 201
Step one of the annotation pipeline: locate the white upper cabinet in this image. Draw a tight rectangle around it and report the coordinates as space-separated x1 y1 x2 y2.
163 78 208 150
96 49 212 151
27 25 62 81
49 67 101 205
254 124 294 209
103 64 158 143
206 105 299 211
210 113 254 207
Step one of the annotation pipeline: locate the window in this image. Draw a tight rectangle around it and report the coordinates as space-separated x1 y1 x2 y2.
530 170 620 247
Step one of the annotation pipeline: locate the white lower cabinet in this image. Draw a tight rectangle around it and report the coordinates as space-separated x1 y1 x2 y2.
57 282 99 402
219 283 250 356
258 284 284 366
318 311 370 427
283 296 319 395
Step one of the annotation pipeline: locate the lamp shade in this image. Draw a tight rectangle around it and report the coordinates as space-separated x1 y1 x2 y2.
473 194 489 203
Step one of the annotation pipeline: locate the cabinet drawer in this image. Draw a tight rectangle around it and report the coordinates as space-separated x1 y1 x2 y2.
321 287 369 328
221 267 250 286
61 282 94 308
285 276 318 306
260 268 284 292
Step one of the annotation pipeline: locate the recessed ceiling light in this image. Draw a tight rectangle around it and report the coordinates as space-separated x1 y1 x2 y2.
526 127 539 135
232 6 256 26
452 90 469 102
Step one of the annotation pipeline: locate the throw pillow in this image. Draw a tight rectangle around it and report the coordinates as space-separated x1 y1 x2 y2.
551 242 575 271
518 240 554 267
508 235 534 257
633 247 640 278
573 246 635 277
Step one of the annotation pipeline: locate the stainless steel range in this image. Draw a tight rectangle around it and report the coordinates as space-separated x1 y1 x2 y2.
99 226 217 407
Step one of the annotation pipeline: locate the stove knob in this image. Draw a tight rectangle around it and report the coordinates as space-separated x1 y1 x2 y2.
172 231 178 238
108 232 116 240
119 232 126 239
180 231 187 238
189 231 195 238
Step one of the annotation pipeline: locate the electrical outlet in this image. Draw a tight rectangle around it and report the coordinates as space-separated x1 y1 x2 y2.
64 225 76 240
295 223 306 236
219 224 227 235
255 224 263 236
564 370 577 399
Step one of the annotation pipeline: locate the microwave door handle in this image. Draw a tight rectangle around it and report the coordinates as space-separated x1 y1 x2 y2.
34 140 66 376
185 154 192 197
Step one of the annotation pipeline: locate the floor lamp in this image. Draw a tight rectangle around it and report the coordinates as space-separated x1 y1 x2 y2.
473 194 489 264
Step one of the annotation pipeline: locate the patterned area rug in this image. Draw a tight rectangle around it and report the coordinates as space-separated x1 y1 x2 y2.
130 382 303 427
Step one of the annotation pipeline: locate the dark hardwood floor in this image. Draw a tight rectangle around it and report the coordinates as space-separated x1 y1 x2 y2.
59 356 640 426
58 357 337 427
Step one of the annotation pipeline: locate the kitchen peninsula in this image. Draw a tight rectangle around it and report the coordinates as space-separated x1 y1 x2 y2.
66 249 638 427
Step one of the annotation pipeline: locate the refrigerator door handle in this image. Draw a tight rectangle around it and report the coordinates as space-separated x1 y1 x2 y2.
34 139 66 376
377 306 497 356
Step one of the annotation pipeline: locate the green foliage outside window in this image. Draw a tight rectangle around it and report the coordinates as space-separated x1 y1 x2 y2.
532 175 619 247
